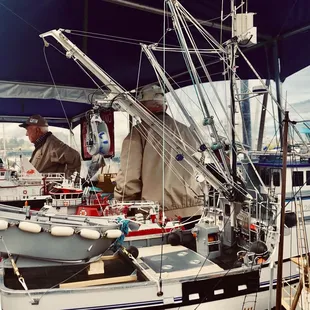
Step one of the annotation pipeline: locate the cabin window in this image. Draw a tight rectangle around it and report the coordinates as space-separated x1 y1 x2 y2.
260 168 270 186
224 204 230 216
306 171 310 185
292 171 304 187
273 172 280 187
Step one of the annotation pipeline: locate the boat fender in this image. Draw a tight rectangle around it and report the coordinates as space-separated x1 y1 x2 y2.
0 219 9 230
80 229 100 240
19 222 41 234
168 232 181 246
126 246 139 259
249 240 268 255
284 212 297 228
51 226 74 237
104 229 122 239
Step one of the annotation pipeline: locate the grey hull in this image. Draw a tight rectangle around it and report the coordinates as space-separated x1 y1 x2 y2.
0 204 120 262
0 226 115 262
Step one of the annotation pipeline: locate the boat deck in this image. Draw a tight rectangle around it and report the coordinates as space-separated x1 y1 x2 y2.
2 244 223 290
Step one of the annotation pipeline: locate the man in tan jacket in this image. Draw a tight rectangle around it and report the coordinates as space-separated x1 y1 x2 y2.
19 115 81 177
114 85 202 218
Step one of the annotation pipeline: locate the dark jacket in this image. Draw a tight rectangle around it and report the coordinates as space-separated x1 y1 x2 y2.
30 133 81 177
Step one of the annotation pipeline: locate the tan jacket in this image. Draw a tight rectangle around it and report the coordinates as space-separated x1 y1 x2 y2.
31 134 81 177
114 114 202 218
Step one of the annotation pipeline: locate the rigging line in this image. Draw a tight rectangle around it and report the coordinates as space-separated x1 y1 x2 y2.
250 82 282 128
135 120 223 199
282 96 310 125
0 2 40 33
45 40 112 187
135 121 203 195
158 4 168 294
276 0 299 37
167 10 231 178
177 213 242 310
236 46 284 118
172 32 206 119
74 61 118 99
69 32 141 46
167 4 272 144
120 116 135 203
193 262 238 310
170 9 236 172
220 0 224 44
46 42 67 57
45 35 119 101
36 248 112 302
134 99 202 154
153 72 190 152
132 83 251 196
154 28 172 48
42 45 72 130
177 2 226 53
271 89 280 147
68 29 179 48
186 65 265 193
119 118 200 194
139 127 232 195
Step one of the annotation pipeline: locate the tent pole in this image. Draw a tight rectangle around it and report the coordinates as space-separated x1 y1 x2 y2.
273 42 283 147
257 79 270 151
83 0 89 54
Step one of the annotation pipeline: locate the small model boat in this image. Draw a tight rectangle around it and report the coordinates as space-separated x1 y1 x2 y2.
0 204 121 262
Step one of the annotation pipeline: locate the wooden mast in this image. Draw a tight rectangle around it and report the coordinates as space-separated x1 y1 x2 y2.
275 111 289 310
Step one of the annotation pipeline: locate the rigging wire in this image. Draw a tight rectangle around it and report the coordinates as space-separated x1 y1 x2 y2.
35 247 113 303
68 29 179 48
41 39 249 199
158 3 168 294
160 5 268 195
0 2 40 33
119 49 144 203
276 0 299 37
42 45 72 131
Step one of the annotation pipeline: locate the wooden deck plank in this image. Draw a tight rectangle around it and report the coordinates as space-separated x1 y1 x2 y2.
59 275 137 289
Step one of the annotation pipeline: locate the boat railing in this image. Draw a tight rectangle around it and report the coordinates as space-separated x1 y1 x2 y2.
0 196 31 202
281 274 302 309
52 198 82 207
42 173 65 181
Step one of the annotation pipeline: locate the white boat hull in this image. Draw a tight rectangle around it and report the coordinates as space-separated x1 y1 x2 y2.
0 262 296 310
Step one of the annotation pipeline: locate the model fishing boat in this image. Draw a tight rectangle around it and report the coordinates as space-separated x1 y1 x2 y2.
0 0 309 309
0 157 63 209
0 204 121 262
41 174 187 248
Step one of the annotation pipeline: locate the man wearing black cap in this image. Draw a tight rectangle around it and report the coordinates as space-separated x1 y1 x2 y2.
19 115 81 177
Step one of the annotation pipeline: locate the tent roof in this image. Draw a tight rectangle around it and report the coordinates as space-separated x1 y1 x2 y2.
0 0 309 126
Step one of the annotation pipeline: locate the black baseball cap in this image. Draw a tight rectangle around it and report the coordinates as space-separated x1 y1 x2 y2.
19 115 49 128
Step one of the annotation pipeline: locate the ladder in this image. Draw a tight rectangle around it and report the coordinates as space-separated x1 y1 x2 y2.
282 202 310 310
242 292 258 310
294 202 310 307
241 273 258 310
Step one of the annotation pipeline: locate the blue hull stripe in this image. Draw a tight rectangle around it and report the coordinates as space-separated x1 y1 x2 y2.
64 297 182 310
285 196 310 202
